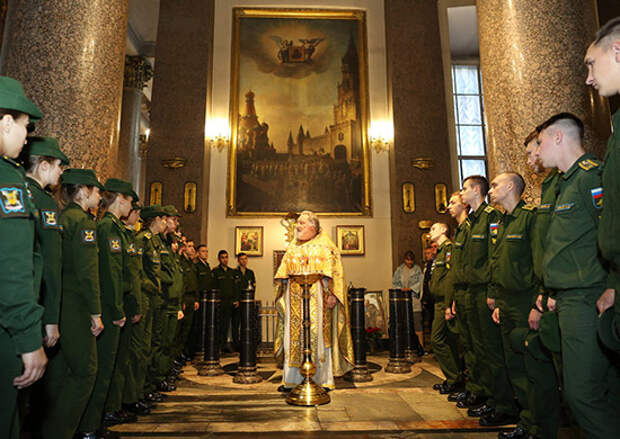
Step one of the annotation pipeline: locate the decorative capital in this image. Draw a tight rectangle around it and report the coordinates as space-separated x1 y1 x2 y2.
124 56 154 89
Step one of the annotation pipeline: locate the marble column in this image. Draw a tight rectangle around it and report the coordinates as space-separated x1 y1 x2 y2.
477 0 611 203
146 0 214 240
386 0 454 265
119 56 153 196
0 0 129 179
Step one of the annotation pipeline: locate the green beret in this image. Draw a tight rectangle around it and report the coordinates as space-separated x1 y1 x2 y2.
163 204 180 217
538 311 561 353
103 178 134 198
25 136 69 165
597 308 620 352
61 168 103 190
0 76 42 120
140 204 166 219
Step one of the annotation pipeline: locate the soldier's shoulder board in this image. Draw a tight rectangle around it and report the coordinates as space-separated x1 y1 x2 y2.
144 231 152 239
81 229 96 244
484 205 495 214
578 159 600 171
522 204 535 211
0 185 28 218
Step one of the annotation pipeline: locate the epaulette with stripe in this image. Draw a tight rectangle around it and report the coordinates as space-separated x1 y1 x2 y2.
578 159 600 171
484 205 495 214
144 231 152 239
522 204 535 211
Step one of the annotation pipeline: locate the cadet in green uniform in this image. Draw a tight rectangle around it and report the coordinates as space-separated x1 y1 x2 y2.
157 205 184 385
446 192 483 407
42 169 104 439
191 244 212 358
20 136 69 434
78 178 135 437
585 19 620 347
22 137 69 350
105 190 149 423
137 205 167 400
523 128 562 439
459 175 507 424
536 113 620 438
0 77 46 439
232 252 256 350
487 172 538 439
212 250 238 352
428 223 462 394
175 239 199 360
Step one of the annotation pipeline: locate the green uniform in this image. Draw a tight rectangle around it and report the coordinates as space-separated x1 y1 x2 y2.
462 202 502 408
212 265 238 349
139 230 162 394
489 201 541 434
148 233 170 387
232 267 256 348
0 157 43 439
79 212 127 432
106 225 143 412
175 256 199 359
27 177 62 333
157 235 183 378
429 239 461 386
600 110 620 333
543 153 620 438
190 259 212 356
123 228 150 404
449 218 480 395
197 259 213 293
42 202 101 439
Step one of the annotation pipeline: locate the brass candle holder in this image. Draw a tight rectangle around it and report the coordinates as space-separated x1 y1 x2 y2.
285 273 331 406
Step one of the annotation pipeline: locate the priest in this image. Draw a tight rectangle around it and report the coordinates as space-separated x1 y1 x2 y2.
274 211 354 391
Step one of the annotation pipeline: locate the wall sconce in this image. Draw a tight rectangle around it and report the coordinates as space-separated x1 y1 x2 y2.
138 128 150 158
205 118 230 151
368 120 394 153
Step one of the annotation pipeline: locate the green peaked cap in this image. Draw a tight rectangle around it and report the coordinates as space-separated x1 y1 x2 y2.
60 168 104 190
140 204 167 219
25 136 69 165
103 178 135 198
163 204 180 217
0 76 43 120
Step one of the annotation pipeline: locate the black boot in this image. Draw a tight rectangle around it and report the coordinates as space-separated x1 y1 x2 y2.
467 403 494 418
457 393 487 408
479 411 519 427
158 380 176 392
448 390 470 403
122 402 151 416
498 426 530 439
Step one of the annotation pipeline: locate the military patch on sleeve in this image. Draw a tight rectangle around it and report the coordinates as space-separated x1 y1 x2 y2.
578 159 599 171
0 186 27 217
591 187 603 209
144 231 152 239
81 229 96 244
41 210 59 229
109 238 122 253
489 223 499 237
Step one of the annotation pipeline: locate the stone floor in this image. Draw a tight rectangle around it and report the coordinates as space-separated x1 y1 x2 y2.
111 353 507 438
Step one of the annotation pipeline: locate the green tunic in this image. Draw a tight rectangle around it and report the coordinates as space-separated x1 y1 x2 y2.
42 201 101 439
0 157 43 439
531 169 561 286
234 267 256 292
196 259 212 293
600 110 620 290
27 177 62 326
542 153 619 438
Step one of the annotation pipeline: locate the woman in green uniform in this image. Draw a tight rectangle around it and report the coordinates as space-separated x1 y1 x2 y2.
41 168 104 439
78 178 134 438
0 76 46 439
22 137 69 349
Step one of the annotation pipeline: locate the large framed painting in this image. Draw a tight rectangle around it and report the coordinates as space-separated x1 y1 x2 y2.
228 8 371 216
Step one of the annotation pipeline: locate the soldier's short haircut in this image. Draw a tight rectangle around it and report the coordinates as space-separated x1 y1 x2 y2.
237 252 247 259
218 249 228 258
523 129 538 147
594 17 620 49
433 222 450 237
197 244 207 251
536 112 584 142
463 175 490 197
506 172 526 197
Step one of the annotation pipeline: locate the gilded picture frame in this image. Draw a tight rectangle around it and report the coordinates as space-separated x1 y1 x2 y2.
234 226 264 257
435 183 448 214
402 182 415 213
336 225 365 255
184 182 197 213
149 182 162 205
228 8 371 216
